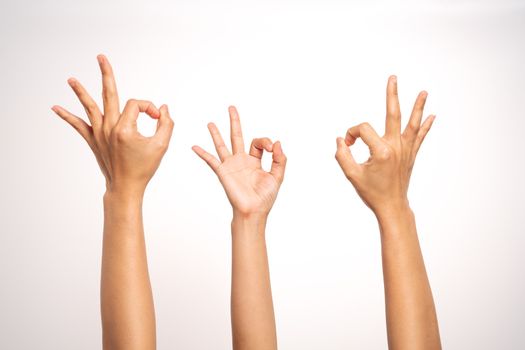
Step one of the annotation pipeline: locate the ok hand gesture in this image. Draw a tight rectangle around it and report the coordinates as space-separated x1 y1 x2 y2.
192 106 287 218
335 75 435 218
52 55 174 198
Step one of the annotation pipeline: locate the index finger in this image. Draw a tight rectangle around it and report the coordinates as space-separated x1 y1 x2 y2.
345 122 383 151
119 99 160 127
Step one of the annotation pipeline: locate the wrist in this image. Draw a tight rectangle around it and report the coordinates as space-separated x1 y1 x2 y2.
232 209 269 223
231 212 268 236
375 203 416 239
373 197 411 221
103 189 144 206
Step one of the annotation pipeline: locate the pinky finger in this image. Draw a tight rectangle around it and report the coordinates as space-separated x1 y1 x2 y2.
192 145 221 173
412 115 436 156
52 105 94 145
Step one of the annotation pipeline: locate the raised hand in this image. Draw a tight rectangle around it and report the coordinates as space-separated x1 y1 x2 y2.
52 54 174 198
192 106 287 218
193 106 285 350
335 75 435 217
52 55 174 350
335 76 441 350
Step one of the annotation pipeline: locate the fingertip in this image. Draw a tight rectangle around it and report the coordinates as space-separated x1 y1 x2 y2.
429 115 437 126
97 54 106 64
426 114 436 123
274 141 286 160
154 105 162 118
207 122 215 129
67 78 77 86
389 75 397 83
51 105 59 113
337 137 347 148
153 107 161 119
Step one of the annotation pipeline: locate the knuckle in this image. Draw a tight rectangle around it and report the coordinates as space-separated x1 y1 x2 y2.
86 102 97 112
126 98 138 107
335 150 346 166
103 126 112 138
153 138 169 150
113 126 132 142
408 122 418 131
377 146 392 161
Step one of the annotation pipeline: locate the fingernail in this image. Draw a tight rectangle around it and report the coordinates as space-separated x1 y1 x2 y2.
67 78 76 86
97 55 104 64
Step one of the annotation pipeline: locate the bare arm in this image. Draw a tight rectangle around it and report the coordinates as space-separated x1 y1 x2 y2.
335 76 441 349
377 206 440 349
100 192 155 349
231 215 276 349
192 106 286 350
53 55 174 349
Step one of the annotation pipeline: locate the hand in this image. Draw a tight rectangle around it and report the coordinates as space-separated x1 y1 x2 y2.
192 106 287 218
52 54 174 198
335 75 435 218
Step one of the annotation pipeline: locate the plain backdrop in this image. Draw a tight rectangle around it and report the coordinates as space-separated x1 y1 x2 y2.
1 0 524 349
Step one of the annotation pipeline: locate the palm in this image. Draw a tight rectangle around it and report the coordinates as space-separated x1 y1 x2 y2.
192 106 287 217
217 154 279 214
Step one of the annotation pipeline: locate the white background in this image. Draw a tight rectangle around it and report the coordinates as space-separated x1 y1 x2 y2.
1 0 524 349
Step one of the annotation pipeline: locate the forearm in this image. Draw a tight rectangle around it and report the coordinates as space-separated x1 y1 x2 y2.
101 191 156 350
230 214 277 350
376 206 441 350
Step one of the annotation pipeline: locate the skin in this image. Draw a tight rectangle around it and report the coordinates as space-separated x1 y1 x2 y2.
335 75 442 350
52 54 174 350
192 106 286 350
